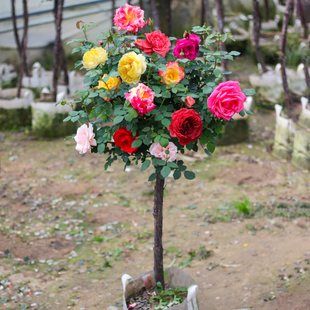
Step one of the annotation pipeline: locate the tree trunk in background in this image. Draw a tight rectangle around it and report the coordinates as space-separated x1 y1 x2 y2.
111 0 116 27
17 0 28 97
166 0 172 36
280 0 294 119
127 0 131 4
297 0 308 39
303 34 310 90
149 0 160 30
52 0 64 102
215 0 228 79
253 0 268 72
12 0 29 77
153 174 165 288
203 0 213 27
139 0 144 10
53 0 68 87
264 0 269 21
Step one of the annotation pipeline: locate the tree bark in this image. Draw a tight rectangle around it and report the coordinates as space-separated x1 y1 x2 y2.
139 0 144 10
127 0 131 4
153 174 165 287
264 0 269 21
166 0 172 36
52 0 64 102
280 0 294 119
253 0 268 73
303 34 310 90
203 0 212 27
53 0 68 87
149 0 160 30
17 0 28 97
215 0 228 79
111 0 116 27
297 0 308 39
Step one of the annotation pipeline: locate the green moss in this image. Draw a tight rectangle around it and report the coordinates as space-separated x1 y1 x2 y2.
0 107 32 130
32 109 76 138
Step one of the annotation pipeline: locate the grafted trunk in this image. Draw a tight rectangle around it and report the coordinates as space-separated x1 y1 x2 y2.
280 0 294 119
215 0 228 79
17 0 28 97
297 0 308 39
52 0 64 102
253 0 268 72
149 0 160 30
153 174 165 287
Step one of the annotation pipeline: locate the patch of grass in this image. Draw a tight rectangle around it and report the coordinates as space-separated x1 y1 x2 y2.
234 198 252 216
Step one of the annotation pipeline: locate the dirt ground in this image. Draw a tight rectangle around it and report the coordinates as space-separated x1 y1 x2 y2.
0 110 309 310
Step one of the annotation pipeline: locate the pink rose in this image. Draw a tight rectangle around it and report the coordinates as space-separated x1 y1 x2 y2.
74 123 97 154
207 81 246 121
135 30 171 57
125 83 156 116
113 4 146 34
149 142 178 162
173 32 200 60
185 96 195 107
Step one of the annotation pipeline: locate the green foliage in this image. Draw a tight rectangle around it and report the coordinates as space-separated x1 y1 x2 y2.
234 198 252 216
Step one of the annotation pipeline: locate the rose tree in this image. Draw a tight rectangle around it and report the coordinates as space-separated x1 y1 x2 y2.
63 4 254 287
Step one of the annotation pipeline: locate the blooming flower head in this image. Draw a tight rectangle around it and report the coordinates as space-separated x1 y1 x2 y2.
113 4 146 33
168 108 203 145
173 32 200 60
150 142 178 162
74 123 97 154
159 61 185 86
82 47 108 69
185 96 195 107
135 30 171 57
96 75 121 101
125 83 156 116
118 52 146 85
207 81 246 121
113 127 138 154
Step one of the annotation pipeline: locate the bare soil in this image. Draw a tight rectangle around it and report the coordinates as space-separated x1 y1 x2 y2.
0 111 309 310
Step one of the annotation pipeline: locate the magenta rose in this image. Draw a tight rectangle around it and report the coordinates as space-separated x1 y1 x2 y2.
173 32 200 60
207 81 247 121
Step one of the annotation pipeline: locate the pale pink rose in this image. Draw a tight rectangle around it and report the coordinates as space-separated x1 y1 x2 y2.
113 4 146 34
74 123 97 154
185 96 195 107
149 142 178 162
207 81 246 121
125 83 156 116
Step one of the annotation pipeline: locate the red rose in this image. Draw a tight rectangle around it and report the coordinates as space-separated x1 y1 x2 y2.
114 127 138 154
168 108 203 146
135 30 171 57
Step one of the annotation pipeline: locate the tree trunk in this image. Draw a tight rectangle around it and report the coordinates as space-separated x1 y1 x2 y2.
111 0 116 27
297 0 308 39
203 0 212 27
127 0 131 4
11 1 21 57
264 0 269 21
17 0 28 97
153 174 165 287
52 0 64 102
280 0 294 119
149 0 160 30
215 0 228 79
253 0 268 72
166 0 172 36
303 34 310 90
53 0 68 87
139 0 144 10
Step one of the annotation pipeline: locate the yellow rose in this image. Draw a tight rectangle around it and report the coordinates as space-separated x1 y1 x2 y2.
118 52 146 85
159 61 185 86
83 47 108 69
96 75 121 101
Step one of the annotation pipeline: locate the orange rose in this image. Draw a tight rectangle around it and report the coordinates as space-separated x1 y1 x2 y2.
96 75 121 101
158 61 185 86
